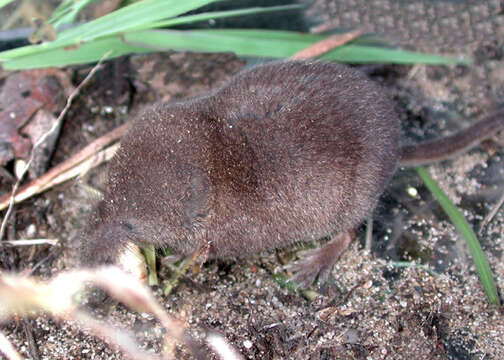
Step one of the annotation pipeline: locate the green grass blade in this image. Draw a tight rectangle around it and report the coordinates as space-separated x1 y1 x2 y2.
122 29 311 57
149 4 301 29
0 0 221 61
0 28 466 69
48 0 98 28
54 0 220 42
190 29 467 64
123 29 465 64
0 0 15 9
0 29 318 67
1 36 150 69
142 245 158 286
320 45 467 64
417 167 500 305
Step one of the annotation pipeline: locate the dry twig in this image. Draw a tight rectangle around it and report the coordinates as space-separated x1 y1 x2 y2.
3 239 58 246
291 29 363 60
0 127 127 211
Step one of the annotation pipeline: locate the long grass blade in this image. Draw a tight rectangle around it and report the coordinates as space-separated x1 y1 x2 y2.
417 167 500 305
0 0 14 9
0 0 221 60
54 0 220 42
1 36 148 69
149 4 301 29
124 29 466 64
0 28 466 70
48 0 98 28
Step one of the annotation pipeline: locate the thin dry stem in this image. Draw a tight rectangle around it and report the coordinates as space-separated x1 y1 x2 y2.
3 239 58 246
206 332 244 360
290 29 363 59
0 129 126 211
0 267 198 359
0 331 23 360
74 311 162 360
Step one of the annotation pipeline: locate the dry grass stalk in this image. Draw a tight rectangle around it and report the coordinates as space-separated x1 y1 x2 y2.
0 115 127 212
290 29 363 60
0 267 192 359
0 331 23 360
3 239 58 246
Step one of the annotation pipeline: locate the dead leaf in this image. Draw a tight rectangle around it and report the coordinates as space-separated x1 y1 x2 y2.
0 69 72 176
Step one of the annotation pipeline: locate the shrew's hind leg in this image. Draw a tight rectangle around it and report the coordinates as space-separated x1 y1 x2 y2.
288 230 356 288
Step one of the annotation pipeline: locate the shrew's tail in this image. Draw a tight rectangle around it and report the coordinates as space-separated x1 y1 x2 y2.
399 108 504 166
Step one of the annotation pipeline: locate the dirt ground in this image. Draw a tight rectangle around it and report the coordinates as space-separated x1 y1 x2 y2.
2 2 504 360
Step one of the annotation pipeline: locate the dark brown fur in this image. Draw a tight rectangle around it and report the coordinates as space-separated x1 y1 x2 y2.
80 60 503 285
